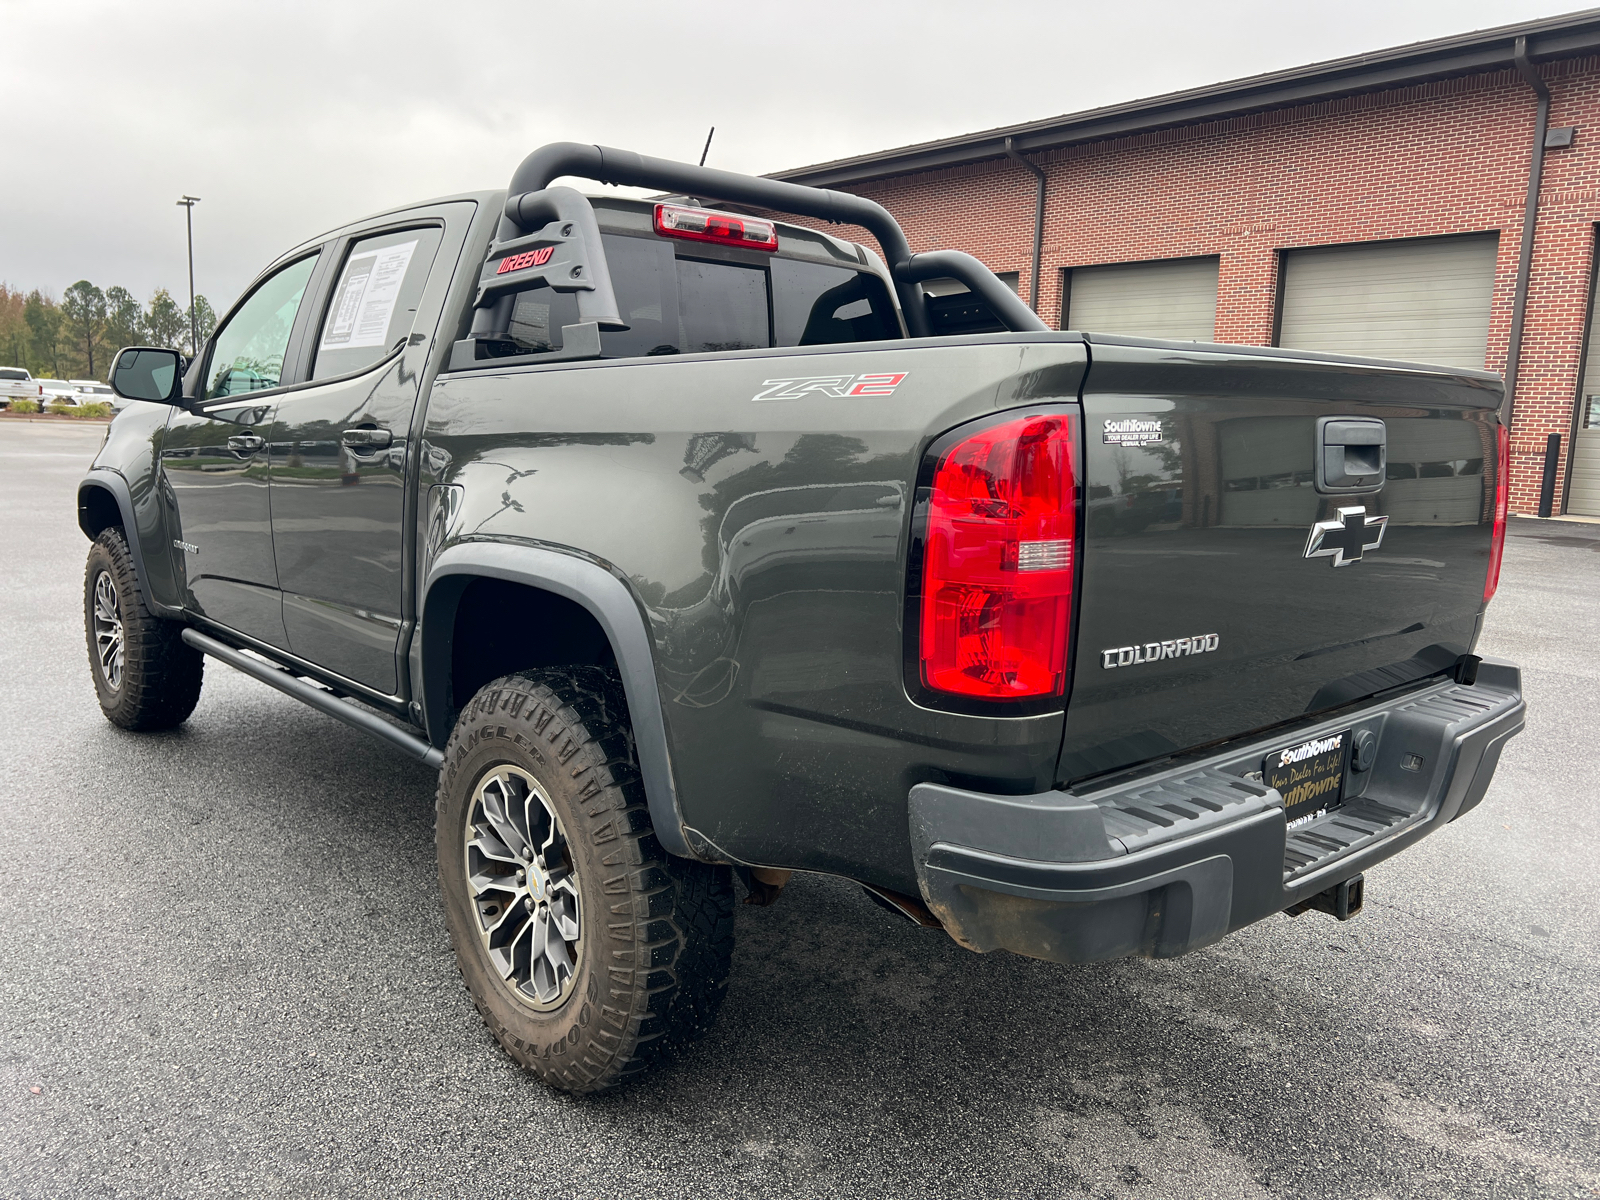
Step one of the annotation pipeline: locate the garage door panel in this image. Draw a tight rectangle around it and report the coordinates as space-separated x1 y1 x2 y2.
1067 258 1218 342
1570 427 1600 516
1278 236 1499 369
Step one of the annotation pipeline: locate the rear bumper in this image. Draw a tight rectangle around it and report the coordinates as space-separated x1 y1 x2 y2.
910 657 1524 964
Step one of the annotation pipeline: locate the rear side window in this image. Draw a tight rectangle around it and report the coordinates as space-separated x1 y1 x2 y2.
772 259 899 346
313 226 443 380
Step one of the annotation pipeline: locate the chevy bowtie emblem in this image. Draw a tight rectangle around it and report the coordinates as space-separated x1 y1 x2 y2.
1304 506 1389 567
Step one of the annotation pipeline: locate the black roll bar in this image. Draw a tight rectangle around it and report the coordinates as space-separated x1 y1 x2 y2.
501 143 1049 339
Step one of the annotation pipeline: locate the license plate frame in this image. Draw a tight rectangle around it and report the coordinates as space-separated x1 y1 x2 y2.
1264 729 1352 827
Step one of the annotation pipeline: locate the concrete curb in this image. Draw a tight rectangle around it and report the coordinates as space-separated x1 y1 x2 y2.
0 415 112 426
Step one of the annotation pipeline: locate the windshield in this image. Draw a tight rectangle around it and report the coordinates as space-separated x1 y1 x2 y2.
0 369 26 381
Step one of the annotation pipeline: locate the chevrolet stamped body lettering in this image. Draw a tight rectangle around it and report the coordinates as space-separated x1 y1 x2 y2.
751 372 907 402
1101 633 1219 669
1305 506 1389 567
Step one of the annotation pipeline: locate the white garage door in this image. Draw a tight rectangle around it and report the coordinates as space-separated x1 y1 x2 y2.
1568 395 1600 516
1563 273 1600 516
1277 235 1499 368
1065 258 1218 341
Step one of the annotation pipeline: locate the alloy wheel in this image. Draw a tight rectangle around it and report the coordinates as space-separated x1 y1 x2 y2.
463 765 582 1010
92 571 123 691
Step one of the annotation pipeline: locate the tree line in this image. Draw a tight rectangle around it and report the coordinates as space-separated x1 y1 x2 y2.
0 282 219 382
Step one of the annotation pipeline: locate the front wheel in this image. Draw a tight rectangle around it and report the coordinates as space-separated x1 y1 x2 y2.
436 668 734 1092
84 527 203 730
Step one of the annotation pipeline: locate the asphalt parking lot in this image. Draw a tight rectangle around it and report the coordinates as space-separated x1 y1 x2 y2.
1 419 1596 1199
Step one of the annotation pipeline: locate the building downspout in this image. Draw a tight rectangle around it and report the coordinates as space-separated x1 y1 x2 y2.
1504 35 1551 425
1004 137 1047 314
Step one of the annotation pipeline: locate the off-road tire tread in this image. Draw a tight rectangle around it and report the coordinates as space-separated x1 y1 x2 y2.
436 667 734 1092
84 526 203 730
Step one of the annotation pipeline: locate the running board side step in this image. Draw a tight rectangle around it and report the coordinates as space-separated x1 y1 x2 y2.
181 628 445 769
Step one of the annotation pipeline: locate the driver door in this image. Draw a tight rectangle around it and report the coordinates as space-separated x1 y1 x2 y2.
163 251 324 648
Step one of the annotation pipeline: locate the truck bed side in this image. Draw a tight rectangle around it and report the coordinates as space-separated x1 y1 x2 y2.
420 336 1086 893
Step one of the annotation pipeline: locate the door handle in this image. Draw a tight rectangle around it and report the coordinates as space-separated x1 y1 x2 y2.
341 428 393 451
1315 417 1386 493
226 434 264 453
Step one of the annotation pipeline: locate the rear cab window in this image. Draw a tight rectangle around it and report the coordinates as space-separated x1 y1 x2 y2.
480 201 902 362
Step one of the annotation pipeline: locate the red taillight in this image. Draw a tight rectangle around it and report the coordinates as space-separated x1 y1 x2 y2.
920 414 1077 700
654 203 778 252
1485 422 1510 603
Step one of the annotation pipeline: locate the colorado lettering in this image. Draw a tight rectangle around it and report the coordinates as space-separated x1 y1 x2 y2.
1101 633 1219 669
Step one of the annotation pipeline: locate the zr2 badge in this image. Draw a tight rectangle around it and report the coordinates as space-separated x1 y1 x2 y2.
751 373 907 402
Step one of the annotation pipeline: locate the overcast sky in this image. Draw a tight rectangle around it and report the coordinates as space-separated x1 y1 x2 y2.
2 0 1581 311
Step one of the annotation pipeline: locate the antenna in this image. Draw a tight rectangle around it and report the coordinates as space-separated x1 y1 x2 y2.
698 126 715 167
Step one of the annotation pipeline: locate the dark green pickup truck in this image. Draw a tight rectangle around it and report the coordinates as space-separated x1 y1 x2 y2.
82 144 1524 1091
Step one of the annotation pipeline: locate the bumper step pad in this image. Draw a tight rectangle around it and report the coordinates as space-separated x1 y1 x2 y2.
1283 797 1414 879
1095 769 1277 855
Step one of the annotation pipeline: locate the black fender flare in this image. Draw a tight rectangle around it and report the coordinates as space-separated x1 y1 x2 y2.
422 542 693 860
77 469 183 619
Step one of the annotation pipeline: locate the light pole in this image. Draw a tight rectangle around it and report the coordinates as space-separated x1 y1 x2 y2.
176 195 201 353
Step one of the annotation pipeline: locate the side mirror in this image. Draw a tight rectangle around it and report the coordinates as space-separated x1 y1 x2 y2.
109 347 185 405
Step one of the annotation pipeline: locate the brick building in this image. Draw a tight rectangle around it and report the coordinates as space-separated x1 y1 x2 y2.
771 10 1600 516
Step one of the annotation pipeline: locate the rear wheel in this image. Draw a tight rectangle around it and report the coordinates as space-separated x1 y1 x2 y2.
436 668 734 1092
83 527 203 730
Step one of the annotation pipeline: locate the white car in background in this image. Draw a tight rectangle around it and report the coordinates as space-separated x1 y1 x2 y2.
0 367 43 408
38 379 80 406
70 380 118 411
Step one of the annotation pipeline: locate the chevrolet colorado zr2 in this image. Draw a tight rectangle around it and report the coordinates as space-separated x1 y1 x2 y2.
81 143 1525 1091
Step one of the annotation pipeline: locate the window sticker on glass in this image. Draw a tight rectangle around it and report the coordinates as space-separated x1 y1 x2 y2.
320 240 419 352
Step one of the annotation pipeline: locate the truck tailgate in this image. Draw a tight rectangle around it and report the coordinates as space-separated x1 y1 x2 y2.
1060 337 1504 784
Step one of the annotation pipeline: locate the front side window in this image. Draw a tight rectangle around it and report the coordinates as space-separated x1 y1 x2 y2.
206 255 318 398
313 226 444 380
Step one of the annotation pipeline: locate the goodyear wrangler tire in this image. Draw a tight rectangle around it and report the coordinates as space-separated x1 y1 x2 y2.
84 526 203 730
436 668 735 1092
